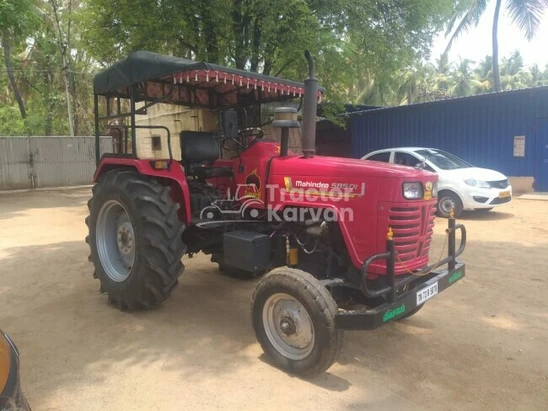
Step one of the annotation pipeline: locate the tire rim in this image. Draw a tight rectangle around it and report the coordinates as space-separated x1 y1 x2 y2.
96 200 135 282
262 293 315 360
439 196 455 215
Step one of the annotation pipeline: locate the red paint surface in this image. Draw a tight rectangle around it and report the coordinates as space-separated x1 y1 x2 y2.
95 141 438 277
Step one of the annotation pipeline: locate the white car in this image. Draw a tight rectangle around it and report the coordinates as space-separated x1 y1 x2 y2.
361 147 512 218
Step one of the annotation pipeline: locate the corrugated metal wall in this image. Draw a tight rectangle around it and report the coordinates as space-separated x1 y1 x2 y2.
0 137 112 190
349 87 548 180
0 138 30 190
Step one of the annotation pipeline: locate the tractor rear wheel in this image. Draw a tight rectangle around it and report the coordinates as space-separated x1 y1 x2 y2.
251 267 343 376
86 169 187 310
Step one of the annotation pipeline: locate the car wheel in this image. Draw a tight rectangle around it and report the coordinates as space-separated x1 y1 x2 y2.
437 191 463 218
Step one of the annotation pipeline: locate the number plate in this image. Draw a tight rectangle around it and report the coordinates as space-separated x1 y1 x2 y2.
416 282 438 306
499 190 511 198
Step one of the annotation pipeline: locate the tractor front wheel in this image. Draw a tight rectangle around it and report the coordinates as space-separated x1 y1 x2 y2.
86 169 187 310
251 267 342 376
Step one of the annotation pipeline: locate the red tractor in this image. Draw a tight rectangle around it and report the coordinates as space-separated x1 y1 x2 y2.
86 51 466 376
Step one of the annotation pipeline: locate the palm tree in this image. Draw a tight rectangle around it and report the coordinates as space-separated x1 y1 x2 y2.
430 54 454 97
500 50 528 89
450 58 475 96
444 0 548 92
526 64 545 86
473 55 494 92
397 62 434 104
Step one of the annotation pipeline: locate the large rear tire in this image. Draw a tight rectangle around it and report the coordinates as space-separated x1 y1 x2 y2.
85 169 187 310
251 267 343 376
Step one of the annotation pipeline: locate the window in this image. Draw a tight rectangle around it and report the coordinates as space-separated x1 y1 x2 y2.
151 136 162 151
394 152 421 167
414 149 472 170
366 152 391 162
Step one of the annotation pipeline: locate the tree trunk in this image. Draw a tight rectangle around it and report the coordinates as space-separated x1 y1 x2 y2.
492 0 502 92
50 0 75 136
1 31 27 119
202 3 219 64
44 72 54 135
250 17 261 72
263 59 272 76
61 56 75 136
232 0 249 69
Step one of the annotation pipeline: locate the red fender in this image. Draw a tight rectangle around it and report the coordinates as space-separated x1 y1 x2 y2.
94 157 192 224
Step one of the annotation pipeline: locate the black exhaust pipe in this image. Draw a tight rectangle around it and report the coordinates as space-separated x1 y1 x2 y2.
301 51 318 158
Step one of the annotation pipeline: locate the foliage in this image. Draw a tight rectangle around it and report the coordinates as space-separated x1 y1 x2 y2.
353 50 548 107
444 0 548 91
80 0 456 105
0 0 546 135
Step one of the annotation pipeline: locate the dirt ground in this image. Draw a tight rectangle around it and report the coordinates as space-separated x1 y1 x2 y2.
0 188 547 411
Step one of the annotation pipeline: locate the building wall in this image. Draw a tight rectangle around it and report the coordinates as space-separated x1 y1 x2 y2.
349 87 548 191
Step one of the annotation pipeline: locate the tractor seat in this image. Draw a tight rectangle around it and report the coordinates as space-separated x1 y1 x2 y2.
180 131 233 179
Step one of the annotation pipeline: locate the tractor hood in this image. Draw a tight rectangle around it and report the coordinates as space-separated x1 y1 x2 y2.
273 155 437 180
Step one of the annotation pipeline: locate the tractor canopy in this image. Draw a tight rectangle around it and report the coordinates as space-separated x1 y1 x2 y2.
93 51 323 109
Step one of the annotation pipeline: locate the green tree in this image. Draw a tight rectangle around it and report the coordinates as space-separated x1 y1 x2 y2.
397 62 434 104
450 58 475 96
500 49 528 89
473 55 494 93
444 0 548 92
0 0 38 121
527 63 546 86
81 0 457 105
430 54 454 97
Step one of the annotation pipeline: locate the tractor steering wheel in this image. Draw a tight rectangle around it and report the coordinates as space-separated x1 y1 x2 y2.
221 127 265 153
238 127 264 146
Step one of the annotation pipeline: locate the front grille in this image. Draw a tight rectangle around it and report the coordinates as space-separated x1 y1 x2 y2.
473 196 489 203
388 204 435 263
488 179 509 189
490 196 511 205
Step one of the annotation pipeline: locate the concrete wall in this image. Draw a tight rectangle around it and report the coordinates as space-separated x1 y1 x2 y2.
0 136 112 190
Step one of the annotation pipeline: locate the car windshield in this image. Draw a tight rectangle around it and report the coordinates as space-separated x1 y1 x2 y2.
414 149 472 170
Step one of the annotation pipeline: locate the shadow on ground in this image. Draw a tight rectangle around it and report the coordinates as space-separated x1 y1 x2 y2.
457 210 514 221
1 231 547 409
0 188 90 220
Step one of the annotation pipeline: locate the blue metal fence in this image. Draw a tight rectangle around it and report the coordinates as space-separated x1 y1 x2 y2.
349 87 548 189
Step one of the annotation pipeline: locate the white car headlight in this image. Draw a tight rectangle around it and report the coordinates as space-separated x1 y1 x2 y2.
403 182 423 200
464 178 490 189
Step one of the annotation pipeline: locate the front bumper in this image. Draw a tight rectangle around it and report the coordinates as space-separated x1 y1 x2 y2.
333 216 466 330
463 185 512 209
336 263 465 330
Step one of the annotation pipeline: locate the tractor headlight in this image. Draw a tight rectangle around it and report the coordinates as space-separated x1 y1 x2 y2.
464 178 490 189
403 182 423 200
432 181 438 198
